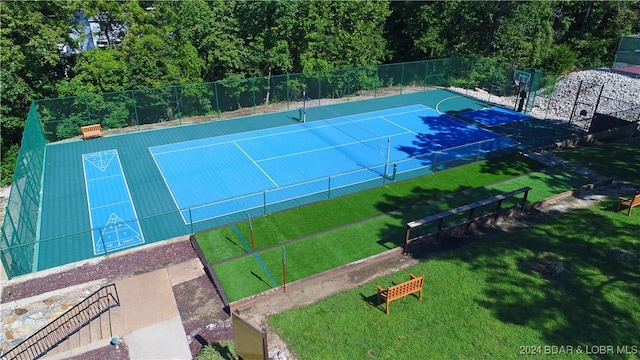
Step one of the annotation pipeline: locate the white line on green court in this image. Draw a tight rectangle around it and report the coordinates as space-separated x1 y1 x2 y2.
435 95 464 113
233 141 279 187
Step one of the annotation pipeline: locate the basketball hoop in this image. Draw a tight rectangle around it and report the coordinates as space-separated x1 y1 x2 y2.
514 79 521 87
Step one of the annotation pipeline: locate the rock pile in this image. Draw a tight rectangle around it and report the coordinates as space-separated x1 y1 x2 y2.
451 68 640 123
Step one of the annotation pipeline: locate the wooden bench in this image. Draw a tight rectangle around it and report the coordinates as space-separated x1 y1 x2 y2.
81 124 104 140
376 273 424 315
618 193 640 216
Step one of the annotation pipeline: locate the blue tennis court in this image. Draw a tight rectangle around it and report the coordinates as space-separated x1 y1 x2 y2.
458 106 530 127
150 105 518 224
83 150 145 254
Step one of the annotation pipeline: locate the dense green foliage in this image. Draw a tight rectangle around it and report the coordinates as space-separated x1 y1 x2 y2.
2 0 639 184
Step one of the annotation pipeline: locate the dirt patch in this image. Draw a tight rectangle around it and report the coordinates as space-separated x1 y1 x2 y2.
67 342 130 360
172 275 233 358
1 237 197 304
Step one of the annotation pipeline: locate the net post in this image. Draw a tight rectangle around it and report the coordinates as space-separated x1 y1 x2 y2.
385 136 391 177
302 90 307 123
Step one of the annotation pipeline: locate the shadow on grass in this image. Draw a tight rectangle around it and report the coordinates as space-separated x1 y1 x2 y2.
555 141 640 186
250 271 272 289
360 293 382 312
209 342 236 360
420 201 640 351
225 236 245 253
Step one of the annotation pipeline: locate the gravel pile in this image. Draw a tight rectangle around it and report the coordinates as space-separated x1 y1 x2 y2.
451 68 640 123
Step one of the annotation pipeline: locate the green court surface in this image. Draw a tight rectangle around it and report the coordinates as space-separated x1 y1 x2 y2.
35 89 582 272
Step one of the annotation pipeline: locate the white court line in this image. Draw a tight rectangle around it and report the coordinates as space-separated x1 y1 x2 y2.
380 116 419 135
233 141 279 187
150 105 432 156
83 149 145 255
148 147 188 223
253 132 406 163
86 173 122 182
435 95 464 114
90 199 133 211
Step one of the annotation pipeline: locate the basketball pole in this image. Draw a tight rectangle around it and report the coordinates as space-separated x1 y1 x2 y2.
282 246 287 293
247 213 255 252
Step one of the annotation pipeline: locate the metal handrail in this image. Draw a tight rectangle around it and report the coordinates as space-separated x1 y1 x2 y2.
2 284 120 360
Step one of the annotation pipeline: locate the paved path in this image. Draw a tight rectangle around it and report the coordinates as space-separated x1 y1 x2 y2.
2 259 205 360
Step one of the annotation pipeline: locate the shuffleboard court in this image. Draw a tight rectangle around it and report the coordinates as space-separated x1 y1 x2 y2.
83 150 145 254
151 105 518 224
458 106 530 127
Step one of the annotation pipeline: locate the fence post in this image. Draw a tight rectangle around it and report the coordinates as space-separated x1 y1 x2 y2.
347 68 351 101
174 86 182 124
263 190 267 215
286 73 290 110
85 96 92 124
591 84 605 125
400 63 405 94
568 80 583 127
214 82 220 120
252 78 257 115
375 67 379 98
432 152 437 174
131 90 140 131
404 225 411 254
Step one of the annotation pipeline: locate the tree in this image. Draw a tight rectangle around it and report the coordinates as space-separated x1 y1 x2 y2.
298 1 391 72
235 0 299 76
0 0 81 185
554 1 640 68
164 0 248 82
57 48 128 95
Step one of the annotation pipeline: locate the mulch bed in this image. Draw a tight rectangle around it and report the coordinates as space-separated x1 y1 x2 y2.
2 238 198 303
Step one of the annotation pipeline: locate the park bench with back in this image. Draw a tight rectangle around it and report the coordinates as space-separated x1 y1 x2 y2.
376 273 424 315
618 193 640 216
81 124 104 140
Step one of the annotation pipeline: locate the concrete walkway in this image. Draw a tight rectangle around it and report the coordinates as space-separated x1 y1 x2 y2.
43 259 205 360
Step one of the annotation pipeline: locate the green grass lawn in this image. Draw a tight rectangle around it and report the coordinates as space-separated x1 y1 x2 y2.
211 166 592 301
555 140 640 186
195 154 545 263
268 199 640 359
195 148 615 302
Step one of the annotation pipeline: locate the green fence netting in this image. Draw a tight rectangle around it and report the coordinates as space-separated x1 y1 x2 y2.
7 55 615 279
1 102 46 278
34 59 454 143
613 34 640 68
